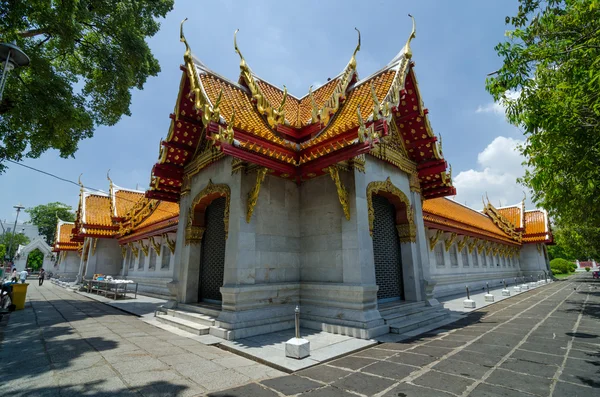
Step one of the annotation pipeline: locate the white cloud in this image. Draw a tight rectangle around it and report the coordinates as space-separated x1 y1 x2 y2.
453 136 533 209
475 91 520 116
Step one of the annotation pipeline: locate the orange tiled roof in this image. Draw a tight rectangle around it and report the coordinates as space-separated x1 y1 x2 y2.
303 71 396 149
81 227 116 237
423 198 516 244
57 222 75 243
523 210 551 242
83 194 112 227
114 189 145 218
135 201 179 231
497 202 525 230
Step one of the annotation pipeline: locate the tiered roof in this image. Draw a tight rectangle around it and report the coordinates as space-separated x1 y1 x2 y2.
423 198 518 245
523 209 552 243
147 17 455 202
117 197 179 244
72 189 118 238
53 220 79 252
423 197 553 246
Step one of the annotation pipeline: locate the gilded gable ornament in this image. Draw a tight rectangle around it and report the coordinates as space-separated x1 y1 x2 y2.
327 166 351 221
246 168 268 223
186 179 230 245
429 229 443 251
444 232 458 252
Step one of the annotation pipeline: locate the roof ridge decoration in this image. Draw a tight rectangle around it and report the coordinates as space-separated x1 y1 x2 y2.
234 29 287 128
107 169 115 218
482 197 522 243
180 19 221 127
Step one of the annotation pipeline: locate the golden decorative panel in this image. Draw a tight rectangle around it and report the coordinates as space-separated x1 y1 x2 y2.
444 232 458 252
327 166 351 221
428 229 443 251
246 168 268 223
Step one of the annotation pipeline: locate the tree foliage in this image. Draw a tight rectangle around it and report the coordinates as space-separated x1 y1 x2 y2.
0 232 30 259
26 248 44 270
547 222 600 261
550 258 575 275
486 0 600 228
0 0 174 172
26 202 76 244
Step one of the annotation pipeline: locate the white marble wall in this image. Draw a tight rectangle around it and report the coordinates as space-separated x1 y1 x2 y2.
426 229 524 297
121 235 175 297
81 237 122 279
520 243 550 277
57 251 80 277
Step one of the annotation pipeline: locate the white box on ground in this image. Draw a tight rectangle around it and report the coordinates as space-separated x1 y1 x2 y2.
484 294 495 302
502 289 510 296
285 337 310 359
514 286 521 292
521 284 529 290
463 299 476 308
529 283 537 288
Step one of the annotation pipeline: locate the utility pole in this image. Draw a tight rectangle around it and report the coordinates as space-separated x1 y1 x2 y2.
6 204 25 262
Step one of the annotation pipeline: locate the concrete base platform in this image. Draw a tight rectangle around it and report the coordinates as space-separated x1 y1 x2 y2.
220 328 377 372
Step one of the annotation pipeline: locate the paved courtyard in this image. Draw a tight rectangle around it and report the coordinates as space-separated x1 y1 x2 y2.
1 276 599 396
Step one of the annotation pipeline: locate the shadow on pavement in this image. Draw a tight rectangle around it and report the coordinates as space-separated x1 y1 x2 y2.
2 379 191 397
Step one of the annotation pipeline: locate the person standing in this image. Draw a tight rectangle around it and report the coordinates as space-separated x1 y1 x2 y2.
19 268 28 284
11 268 17 282
38 268 45 286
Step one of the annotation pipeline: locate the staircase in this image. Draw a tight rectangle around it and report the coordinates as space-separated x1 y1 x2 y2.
155 303 220 336
379 301 452 335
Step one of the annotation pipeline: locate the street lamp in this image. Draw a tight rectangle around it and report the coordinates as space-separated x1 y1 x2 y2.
6 203 25 262
0 41 30 102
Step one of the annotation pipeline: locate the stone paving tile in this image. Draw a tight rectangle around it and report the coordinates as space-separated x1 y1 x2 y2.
432 357 490 379
296 364 353 383
331 371 396 395
409 344 454 358
499 356 558 378
208 382 280 397
328 355 378 370
382 382 454 397
352 346 397 359
261 374 322 395
302 385 356 396
486 368 553 396
387 351 437 367
553 380 598 397
361 360 417 380
233 363 286 380
413 370 476 395
469 382 528 396
188 368 252 392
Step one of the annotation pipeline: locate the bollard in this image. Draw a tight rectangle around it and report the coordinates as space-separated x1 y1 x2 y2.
295 305 300 339
484 282 495 302
285 305 310 359
463 285 476 308
502 279 510 296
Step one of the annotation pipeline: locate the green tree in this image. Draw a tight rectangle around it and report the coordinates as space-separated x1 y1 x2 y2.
0 0 174 172
0 244 5 260
26 248 44 271
0 232 30 259
486 0 600 228
548 222 600 260
26 202 76 244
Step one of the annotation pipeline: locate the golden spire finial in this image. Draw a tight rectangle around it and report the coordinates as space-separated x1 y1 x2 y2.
277 85 288 114
485 192 490 206
180 18 192 63
78 174 84 189
402 14 416 59
353 27 361 57
234 29 249 72
107 169 113 186
522 190 526 203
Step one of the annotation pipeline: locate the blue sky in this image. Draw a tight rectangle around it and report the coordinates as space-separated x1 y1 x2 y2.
0 0 531 222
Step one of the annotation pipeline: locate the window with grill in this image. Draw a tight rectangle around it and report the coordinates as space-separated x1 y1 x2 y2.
461 248 469 267
161 245 171 269
435 243 444 267
450 246 459 267
149 247 157 270
472 250 479 267
138 251 145 270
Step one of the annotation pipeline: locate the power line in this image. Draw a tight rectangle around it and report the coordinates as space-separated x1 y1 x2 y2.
5 160 178 217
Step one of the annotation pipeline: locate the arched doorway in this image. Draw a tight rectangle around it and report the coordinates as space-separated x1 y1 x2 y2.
372 195 404 302
185 180 230 304
199 197 227 302
367 177 416 303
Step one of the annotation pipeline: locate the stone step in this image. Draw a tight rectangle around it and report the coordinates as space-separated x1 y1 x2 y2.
382 305 441 323
389 311 450 335
163 309 216 327
178 303 221 318
155 313 210 335
378 301 426 318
